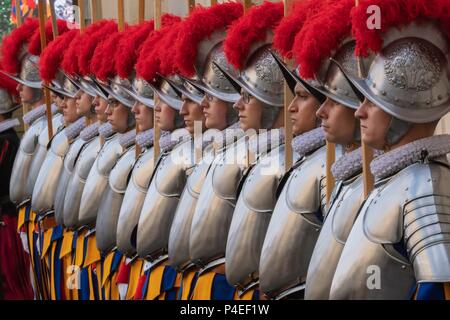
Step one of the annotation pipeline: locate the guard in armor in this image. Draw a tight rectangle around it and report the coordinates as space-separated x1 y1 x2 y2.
187 2 285 300
166 2 243 300
2 18 69 299
328 0 450 300
0 71 34 300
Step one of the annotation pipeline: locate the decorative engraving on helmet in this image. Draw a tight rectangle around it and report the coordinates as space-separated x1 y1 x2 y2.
384 40 441 92
20 57 41 82
255 50 284 85
134 78 154 99
210 49 228 81
335 42 358 77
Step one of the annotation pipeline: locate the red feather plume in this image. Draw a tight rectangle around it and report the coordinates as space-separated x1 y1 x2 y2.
224 1 284 70
294 0 355 79
39 29 79 82
273 0 330 59
1 18 39 74
174 2 243 77
115 21 154 79
91 31 122 81
28 19 70 56
0 67 19 97
78 20 119 76
136 16 182 82
352 0 450 57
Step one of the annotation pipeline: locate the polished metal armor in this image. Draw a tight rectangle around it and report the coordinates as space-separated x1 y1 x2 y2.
115 147 156 257
189 132 281 269
54 136 89 225
62 136 101 228
168 144 216 270
31 127 70 214
2 55 42 89
225 144 301 291
10 113 50 205
27 113 65 202
330 159 450 299
77 133 122 227
136 138 195 259
96 145 137 254
305 175 364 300
259 145 327 298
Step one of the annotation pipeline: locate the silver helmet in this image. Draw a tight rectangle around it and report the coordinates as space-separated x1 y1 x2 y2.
341 22 450 124
149 75 184 111
118 77 155 108
167 75 204 105
1 55 42 89
314 39 373 110
0 89 19 114
104 75 135 108
44 76 79 98
184 30 241 104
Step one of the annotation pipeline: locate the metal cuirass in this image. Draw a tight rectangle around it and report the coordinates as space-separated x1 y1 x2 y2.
54 137 89 225
31 127 70 215
115 147 156 257
168 144 217 270
62 136 101 229
330 160 450 300
10 115 47 205
26 113 65 200
189 136 254 267
96 145 137 254
77 133 122 227
225 144 301 290
136 139 195 259
305 174 364 300
259 145 327 298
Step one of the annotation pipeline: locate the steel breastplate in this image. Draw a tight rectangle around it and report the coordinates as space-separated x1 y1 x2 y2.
31 128 70 215
54 137 88 225
116 147 156 257
136 139 195 259
259 145 327 297
78 134 122 227
168 144 216 270
189 136 250 266
225 144 301 288
62 136 101 229
9 115 46 205
26 113 64 200
329 161 450 299
96 145 136 254
305 174 364 300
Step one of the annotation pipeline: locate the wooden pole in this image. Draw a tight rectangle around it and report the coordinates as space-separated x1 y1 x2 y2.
15 0 29 132
242 0 253 167
139 0 145 23
355 0 374 198
153 0 162 163
243 0 252 12
79 0 86 31
49 0 58 37
118 0 125 32
283 0 293 172
91 0 100 23
325 141 336 205
38 0 54 140
188 0 195 13
210 0 217 5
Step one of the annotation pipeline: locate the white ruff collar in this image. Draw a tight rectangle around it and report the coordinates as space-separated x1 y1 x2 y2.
65 117 87 141
291 127 326 158
136 128 154 149
0 118 20 134
98 122 116 138
80 122 100 141
371 135 450 180
119 129 137 149
22 103 58 125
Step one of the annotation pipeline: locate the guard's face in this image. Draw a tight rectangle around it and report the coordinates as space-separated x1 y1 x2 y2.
180 94 205 134
201 93 228 131
355 98 391 150
132 101 154 131
93 95 108 123
17 83 37 104
289 83 320 136
51 92 63 111
106 98 130 133
154 99 176 131
316 97 356 145
75 91 94 117
234 89 263 131
61 96 78 124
